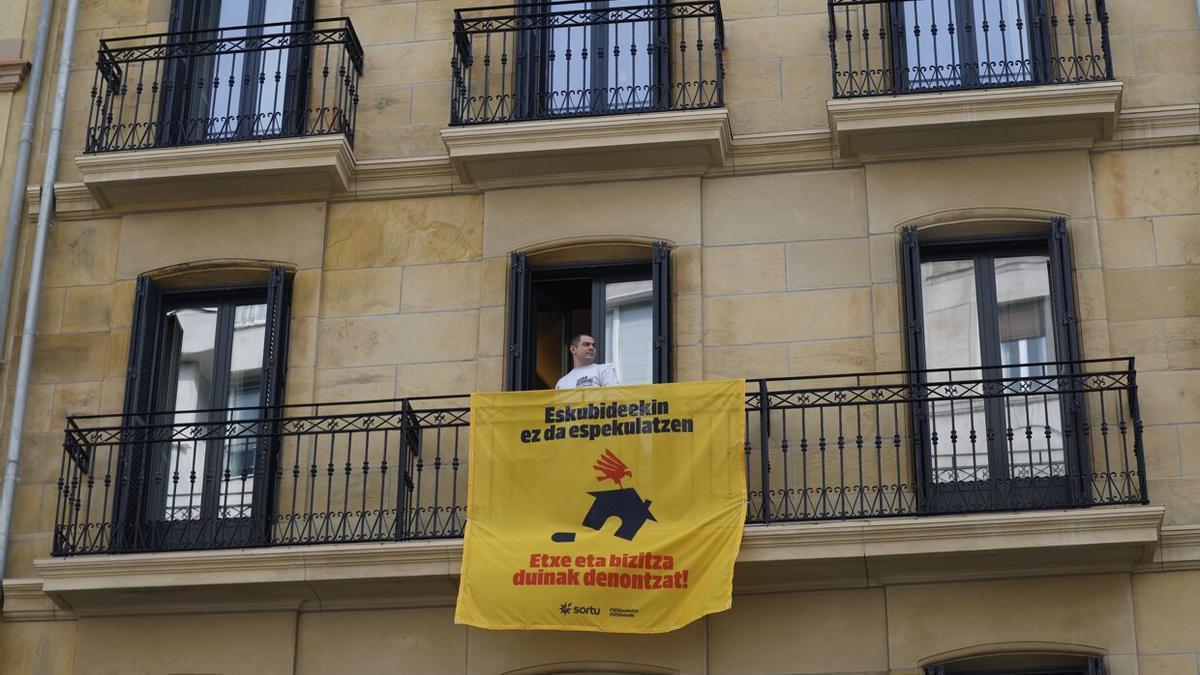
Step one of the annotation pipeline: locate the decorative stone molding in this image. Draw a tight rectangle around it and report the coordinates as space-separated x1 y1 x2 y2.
1 578 72 621
440 108 732 189
27 505 1163 617
827 81 1124 160
26 101 1195 220
74 135 354 212
0 59 29 92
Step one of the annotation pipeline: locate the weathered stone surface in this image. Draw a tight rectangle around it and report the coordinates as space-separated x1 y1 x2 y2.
1099 217 1158 269
61 285 115 333
401 262 481 312
703 171 868 245
320 268 403 317
785 238 871 290
326 196 483 269
789 337 876 376
1105 267 1200 321
702 244 786 295
118 204 326 279
483 178 700 256
1093 146 1200 219
317 312 479 368
704 288 872 345
45 220 120 287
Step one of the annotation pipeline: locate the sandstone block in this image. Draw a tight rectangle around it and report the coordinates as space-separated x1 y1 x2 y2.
702 171 868 245
1099 217 1157 269
321 268 403 317
702 244 786 295
326 196 483 269
785 238 871 290
704 288 872 345
401 262 482 312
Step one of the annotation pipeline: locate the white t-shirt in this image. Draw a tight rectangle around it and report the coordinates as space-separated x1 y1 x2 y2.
555 363 620 390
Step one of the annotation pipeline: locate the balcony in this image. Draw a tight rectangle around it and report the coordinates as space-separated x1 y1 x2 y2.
824 0 1121 158
441 0 730 188
74 18 362 211
53 358 1148 558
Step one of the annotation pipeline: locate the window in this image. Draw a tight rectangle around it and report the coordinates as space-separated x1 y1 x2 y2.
160 0 314 145
900 217 1086 510
506 242 671 390
526 0 666 117
894 0 1047 91
114 267 291 551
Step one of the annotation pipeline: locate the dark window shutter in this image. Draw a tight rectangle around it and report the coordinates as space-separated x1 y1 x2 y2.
1048 216 1090 501
258 266 293 411
505 251 530 391
122 275 164 419
1048 216 1082 364
250 266 293 543
899 226 931 505
651 241 672 383
900 226 927 373
114 275 163 551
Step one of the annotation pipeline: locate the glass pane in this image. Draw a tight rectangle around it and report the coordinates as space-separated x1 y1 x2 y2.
163 307 219 520
921 259 988 482
606 0 655 109
604 280 653 385
972 0 1033 85
221 302 268 518
549 2 596 113
993 255 1063 478
903 0 963 89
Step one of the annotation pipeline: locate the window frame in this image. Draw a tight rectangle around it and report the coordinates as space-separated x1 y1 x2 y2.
159 0 316 147
505 242 672 391
513 0 671 120
113 267 292 552
900 218 1087 512
889 0 1051 93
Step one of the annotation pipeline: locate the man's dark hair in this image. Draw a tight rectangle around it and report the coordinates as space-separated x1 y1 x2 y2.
569 334 593 349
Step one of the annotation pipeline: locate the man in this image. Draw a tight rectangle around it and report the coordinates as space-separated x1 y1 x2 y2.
555 334 620 389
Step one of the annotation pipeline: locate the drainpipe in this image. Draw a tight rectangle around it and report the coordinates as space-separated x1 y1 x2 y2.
0 0 56 368
0 0 83 599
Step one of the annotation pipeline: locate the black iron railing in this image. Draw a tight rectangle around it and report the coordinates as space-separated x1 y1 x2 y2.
450 0 724 125
85 17 363 153
53 359 1145 556
828 0 1112 97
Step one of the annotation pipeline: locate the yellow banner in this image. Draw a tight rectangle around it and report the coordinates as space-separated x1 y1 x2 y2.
455 379 746 633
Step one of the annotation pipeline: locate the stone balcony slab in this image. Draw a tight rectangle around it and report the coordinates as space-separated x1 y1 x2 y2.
440 109 731 190
827 82 1124 160
26 505 1163 617
74 135 354 213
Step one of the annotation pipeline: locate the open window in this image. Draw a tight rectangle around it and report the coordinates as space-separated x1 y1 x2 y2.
901 218 1086 512
505 242 671 390
114 267 292 551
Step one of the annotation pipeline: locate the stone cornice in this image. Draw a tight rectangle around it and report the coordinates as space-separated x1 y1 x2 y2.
0 59 30 92
23 103 1199 220
17 505 1165 619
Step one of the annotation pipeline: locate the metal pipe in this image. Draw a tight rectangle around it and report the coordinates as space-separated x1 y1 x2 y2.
0 0 83 592
0 0 56 365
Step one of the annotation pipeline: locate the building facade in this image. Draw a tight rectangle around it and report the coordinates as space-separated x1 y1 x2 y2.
0 0 1198 672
